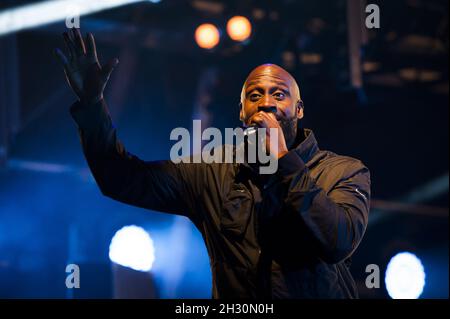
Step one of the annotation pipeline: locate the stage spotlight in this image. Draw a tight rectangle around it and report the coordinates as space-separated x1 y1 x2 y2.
109 225 155 272
0 0 146 37
227 16 252 42
385 252 426 299
195 23 220 49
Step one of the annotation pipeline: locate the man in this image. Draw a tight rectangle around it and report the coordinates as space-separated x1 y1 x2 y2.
55 28 371 299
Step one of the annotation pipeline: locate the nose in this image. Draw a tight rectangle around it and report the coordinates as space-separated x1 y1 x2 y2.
257 95 277 114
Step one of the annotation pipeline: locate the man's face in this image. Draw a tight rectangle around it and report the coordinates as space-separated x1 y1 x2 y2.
240 64 303 148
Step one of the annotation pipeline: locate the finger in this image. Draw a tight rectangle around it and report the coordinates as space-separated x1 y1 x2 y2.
85 33 98 60
63 32 75 60
256 112 278 129
260 111 278 125
249 113 265 128
260 111 280 123
101 58 119 81
71 28 86 55
54 48 69 68
264 111 277 120
67 29 76 46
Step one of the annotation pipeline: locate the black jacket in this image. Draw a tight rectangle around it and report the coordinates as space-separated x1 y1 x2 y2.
70 99 371 299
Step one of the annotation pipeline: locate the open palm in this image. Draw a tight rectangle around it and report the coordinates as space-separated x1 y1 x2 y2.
55 28 118 104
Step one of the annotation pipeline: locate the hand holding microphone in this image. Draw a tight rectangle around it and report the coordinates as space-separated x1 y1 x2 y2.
246 107 289 159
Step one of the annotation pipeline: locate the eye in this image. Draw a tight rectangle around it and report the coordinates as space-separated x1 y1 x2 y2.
249 93 261 101
273 92 286 100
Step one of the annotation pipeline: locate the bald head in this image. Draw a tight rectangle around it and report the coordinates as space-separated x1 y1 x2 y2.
240 64 301 104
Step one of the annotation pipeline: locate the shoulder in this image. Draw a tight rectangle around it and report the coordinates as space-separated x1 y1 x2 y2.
316 150 370 179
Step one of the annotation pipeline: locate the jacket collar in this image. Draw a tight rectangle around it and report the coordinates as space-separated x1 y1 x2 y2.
292 128 320 165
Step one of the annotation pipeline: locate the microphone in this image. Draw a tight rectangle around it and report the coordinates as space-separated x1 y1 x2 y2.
243 124 261 153
243 124 258 137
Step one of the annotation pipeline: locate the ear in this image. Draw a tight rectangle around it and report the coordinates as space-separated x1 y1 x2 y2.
296 100 304 120
239 102 244 122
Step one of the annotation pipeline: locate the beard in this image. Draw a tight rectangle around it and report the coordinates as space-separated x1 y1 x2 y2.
279 116 298 150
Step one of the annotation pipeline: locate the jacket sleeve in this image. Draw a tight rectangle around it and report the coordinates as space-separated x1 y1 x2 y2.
276 151 371 264
70 99 203 218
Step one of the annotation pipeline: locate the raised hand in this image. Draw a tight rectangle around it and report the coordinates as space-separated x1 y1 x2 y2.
55 28 119 105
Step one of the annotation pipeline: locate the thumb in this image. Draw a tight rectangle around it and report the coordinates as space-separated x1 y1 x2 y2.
101 58 119 81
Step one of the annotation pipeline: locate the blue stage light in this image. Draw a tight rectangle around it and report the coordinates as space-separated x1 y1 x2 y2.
109 225 155 272
385 252 426 299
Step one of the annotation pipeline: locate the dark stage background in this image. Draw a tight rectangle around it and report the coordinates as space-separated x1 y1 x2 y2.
0 0 448 299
